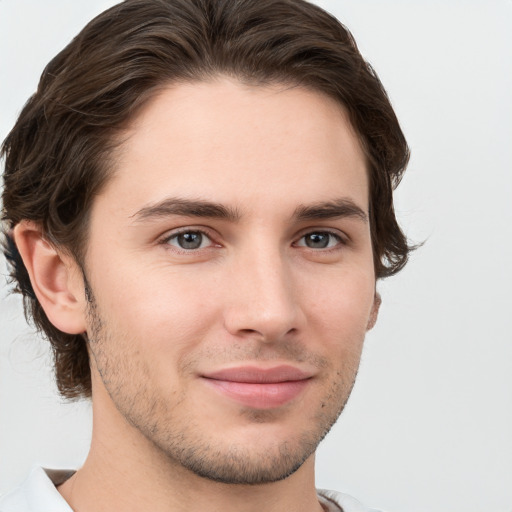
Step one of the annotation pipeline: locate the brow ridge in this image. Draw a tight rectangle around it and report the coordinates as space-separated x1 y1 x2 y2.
293 198 368 223
131 196 367 224
131 197 242 222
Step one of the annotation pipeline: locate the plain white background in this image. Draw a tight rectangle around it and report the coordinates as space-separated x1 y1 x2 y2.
1 1 511 511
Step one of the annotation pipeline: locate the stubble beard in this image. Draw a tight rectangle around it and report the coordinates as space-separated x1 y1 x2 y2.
84 280 361 485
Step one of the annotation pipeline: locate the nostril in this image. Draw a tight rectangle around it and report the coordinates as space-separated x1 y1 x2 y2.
239 328 260 335
236 326 298 342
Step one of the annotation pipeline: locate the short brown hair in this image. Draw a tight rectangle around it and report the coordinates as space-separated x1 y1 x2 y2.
1 0 411 399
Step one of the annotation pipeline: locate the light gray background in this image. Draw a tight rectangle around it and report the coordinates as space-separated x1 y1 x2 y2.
1 1 511 511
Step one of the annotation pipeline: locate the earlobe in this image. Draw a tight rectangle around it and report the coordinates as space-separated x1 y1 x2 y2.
366 292 381 331
13 221 87 334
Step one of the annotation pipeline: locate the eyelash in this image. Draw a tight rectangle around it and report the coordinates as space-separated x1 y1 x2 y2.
159 228 347 253
159 228 218 253
293 230 346 251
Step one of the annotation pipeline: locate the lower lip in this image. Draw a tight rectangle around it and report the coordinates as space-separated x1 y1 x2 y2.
202 378 310 409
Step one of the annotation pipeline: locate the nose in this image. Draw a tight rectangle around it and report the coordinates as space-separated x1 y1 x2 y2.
223 245 303 342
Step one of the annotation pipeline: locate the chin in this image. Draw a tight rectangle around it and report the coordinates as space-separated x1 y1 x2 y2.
169 439 316 485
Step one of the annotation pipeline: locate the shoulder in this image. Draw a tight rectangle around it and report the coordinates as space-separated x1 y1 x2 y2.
0 467 74 512
317 488 385 512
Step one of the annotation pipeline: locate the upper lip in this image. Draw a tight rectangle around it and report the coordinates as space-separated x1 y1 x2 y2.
201 365 312 383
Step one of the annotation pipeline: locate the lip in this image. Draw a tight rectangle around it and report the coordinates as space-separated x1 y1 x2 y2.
201 365 312 409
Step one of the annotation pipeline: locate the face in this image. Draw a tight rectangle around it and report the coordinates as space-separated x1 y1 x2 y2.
82 78 378 484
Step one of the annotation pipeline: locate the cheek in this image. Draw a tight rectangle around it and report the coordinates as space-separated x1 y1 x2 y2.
93 263 222 356
302 265 376 340
301 272 370 421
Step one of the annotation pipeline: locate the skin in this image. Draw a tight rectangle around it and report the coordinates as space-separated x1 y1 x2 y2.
15 77 379 512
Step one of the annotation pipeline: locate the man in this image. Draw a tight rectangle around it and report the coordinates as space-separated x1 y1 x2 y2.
0 0 411 510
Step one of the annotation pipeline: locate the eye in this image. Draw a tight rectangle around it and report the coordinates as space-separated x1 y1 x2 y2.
165 230 213 250
296 231 343 249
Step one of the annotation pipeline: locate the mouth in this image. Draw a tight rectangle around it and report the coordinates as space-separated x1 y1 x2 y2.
200 365 313 409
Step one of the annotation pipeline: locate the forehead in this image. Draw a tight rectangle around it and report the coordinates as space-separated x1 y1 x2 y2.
98 77 369 217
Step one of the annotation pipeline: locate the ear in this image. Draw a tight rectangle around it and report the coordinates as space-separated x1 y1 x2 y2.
366 292 381 331
13 221 87 334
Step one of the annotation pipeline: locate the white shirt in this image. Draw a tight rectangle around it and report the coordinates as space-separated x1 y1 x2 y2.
0 467 382 512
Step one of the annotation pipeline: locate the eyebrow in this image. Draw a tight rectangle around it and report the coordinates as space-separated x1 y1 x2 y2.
131 197 242 223
293 198 368 223
131 196 367 224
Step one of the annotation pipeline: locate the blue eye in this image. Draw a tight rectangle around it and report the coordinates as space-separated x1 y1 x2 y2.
297 232 342 249
166 231 212 250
